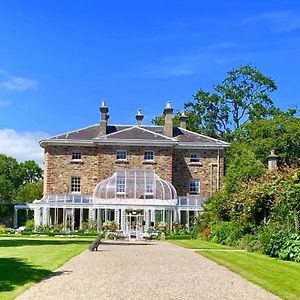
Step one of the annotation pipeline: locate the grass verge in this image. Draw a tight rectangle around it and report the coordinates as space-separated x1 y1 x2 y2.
0 236 93 300
170 238 233 249
170 239 300 300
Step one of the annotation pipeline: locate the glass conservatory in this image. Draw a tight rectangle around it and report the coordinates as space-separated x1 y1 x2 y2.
14 169 205 240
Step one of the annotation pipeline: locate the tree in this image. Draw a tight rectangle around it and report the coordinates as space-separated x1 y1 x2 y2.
215 65 277 128
19 160 43 184
224 146 265 193
0 154 22 189
184 65 278 138
151 111 181 126
232 112 300 167
0 154 43 202
15 181 43 203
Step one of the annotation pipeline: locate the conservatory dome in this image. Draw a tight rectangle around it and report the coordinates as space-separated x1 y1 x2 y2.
92 169 177 206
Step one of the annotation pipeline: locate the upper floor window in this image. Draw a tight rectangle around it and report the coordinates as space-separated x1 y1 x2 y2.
190 153 200 163
116 176 126 194
71 151 82 160
189 179 200 195
116 150 127 161
144 151 154 161
71 176 81 193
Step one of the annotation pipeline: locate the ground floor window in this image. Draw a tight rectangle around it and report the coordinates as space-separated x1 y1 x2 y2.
71 176 81 192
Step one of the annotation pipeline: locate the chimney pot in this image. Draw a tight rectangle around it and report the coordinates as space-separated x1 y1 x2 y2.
135 108 144 126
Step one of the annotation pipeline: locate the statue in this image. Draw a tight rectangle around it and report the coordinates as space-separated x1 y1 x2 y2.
88 233 102 251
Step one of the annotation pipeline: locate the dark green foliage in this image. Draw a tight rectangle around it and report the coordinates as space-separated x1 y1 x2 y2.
15 181 43 203
0 154 43 202
199 169 300 261
231 112 300 167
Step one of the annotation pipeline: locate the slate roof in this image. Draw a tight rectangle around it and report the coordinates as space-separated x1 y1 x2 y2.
45 124 229 146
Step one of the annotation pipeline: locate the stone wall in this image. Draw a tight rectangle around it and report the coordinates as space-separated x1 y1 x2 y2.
44 146 98 195
43 145 224 197
172 149 224 197
44 145 173 195
97 145 173 183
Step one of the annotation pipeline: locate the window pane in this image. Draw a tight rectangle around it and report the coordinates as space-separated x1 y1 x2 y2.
189 179 200 194
144 151 154 161
145 178 154 194
72 151 81 160
71 177 81 192
116 150 127 160
116 176 125 193
190 153 200 163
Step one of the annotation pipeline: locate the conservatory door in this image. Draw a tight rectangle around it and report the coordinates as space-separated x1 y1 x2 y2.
125 210 144 240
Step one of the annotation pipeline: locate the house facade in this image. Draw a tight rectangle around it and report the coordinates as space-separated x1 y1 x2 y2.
14 101 229 239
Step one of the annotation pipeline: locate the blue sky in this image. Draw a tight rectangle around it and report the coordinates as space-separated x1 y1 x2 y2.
0 0 300 164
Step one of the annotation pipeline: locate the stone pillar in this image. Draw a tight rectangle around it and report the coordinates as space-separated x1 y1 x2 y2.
13 207 18 228
268 150 278 171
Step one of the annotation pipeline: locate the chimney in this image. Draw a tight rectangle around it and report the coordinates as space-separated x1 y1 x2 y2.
99 100 108 136
268 150 278 171
163 101 173 137
179 111 188 129
135 108 144 126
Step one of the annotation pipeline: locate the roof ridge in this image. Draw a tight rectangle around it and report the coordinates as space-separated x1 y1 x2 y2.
94 125 175 141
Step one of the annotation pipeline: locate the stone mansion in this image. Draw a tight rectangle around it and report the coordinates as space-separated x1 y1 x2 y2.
15 101 229 238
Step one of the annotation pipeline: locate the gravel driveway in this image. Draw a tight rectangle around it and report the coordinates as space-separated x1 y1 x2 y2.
17 241 278 300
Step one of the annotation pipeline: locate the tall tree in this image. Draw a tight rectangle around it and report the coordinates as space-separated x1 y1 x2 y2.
184 65 278 138
19 160 43 184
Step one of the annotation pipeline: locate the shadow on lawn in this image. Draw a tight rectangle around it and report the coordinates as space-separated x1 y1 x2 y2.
0 239 91 248
0 258 51 292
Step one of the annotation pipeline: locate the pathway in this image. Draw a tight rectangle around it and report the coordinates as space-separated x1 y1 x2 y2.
17 241 278 300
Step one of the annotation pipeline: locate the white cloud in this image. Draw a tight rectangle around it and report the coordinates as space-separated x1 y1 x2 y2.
1 76 37 91
242 11 300 33
0 129 48 166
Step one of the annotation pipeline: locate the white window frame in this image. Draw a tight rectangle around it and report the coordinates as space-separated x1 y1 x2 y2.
144 150 154 162
189 179 200 195
116 175 126 194
116 150 127 161
145 178 154 195
71 176 81 193
190 152 200 163
71 151 82 161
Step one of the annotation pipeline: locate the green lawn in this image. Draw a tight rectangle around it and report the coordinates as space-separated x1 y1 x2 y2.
0 236 93 300
171 239 300 300
170 238 233 249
